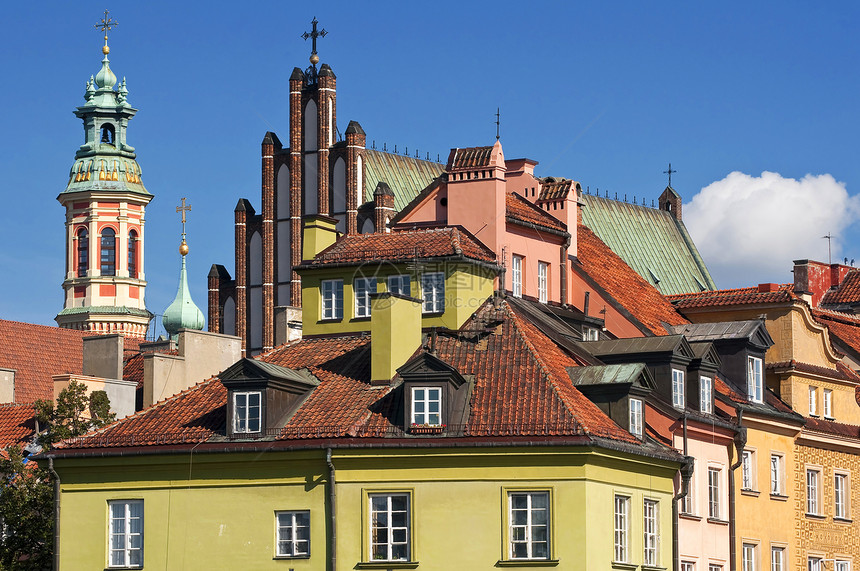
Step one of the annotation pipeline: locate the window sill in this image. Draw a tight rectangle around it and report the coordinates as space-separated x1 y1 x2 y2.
356 562 419 569
741 489 760 497
824 416 835 421
805 512 826 520
273 554 310 560
611 562 638 570
770 493 788 501
678 513 702 521
421 311 445 317
350 317 372 322
707 517 729 526
834 516 853 523
495 560 559 567
318 318 343 323
641 566 668 571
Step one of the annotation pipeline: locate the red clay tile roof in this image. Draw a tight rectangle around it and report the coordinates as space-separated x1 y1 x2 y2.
123 353 145 389
574 227 688 336
506 192 567 233
821 269 860 306
59 300 647 448
669 285 797 309
448 146 494 169
767 360 859 383
804 416 860 438
714 377 796 416
0 403 36 448
0 320 88 403
304 226 496 265
538 178 576 201
813 308 860 359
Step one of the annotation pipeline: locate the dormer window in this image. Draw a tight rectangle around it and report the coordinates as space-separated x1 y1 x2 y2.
700 376 713 414
629 398 643 438
672 369 685 409
411 387 441 426
747 356 763 403
233 391 261 433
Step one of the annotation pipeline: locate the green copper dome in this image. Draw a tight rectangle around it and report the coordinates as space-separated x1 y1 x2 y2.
94 54 117 90
163 250 205 338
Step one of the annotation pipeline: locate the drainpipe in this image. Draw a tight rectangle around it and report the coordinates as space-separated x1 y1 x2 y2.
728 409 747 571
326 448 337 571
672 413 693 571
48 457 60 571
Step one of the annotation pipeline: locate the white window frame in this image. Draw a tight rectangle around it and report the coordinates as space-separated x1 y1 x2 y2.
643 499 659 566
835 561 850 571
354 277 376 319
233 391 261 434
700 375 713 414
808 557 823 571
806 468 821 515
411 387 442 426
509 491 551 561
823 388 833 418
369 493 410 562
614 495 629 563
275 510 310 558
321 279 344 320
742 543 757 571
108 500 143 569
835 472 849 519
582 326 600 341
387 274 410 297
809 385 818 416
537 262 548 304
681 471 694 515
420 272 445 313
742 450 755 491
672 368 685 409
511 255 523 298
710 565 723 571
629 398 643 438
748 356 763 403
770 453 784 495
682 562 696 571
771 546 784 571
708 467 721 519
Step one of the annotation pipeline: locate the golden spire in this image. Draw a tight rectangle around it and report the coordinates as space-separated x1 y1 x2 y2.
94 10 118 55
176 197 192 256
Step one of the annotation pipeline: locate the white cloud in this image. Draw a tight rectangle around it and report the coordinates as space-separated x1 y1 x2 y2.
685 171 860 289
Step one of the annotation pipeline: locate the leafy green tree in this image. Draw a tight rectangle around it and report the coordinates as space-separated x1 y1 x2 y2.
0 381 116 569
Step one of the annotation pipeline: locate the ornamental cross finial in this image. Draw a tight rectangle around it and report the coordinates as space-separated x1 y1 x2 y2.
663 163 677 187
495 107 501 141
94 10 118 50
176 197 191 238
301 17 327 60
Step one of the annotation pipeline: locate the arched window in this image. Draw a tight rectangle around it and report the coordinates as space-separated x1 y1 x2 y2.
100 228 116 276
76 228 88 277
100 123 115 145
128 230 138 278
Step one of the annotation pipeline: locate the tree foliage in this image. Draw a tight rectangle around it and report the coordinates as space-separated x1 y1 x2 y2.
0 381 116 570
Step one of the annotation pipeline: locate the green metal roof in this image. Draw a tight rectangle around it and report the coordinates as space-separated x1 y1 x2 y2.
579 193 716 296
56 306 151 317
363 150 444 211
566 363 649 386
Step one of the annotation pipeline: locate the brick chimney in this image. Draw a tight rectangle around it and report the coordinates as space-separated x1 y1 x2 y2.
659 186 682 221
374 182 395 233
793 259 854 307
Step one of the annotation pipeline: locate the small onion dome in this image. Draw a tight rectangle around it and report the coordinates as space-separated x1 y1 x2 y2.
94 55 117 90
162 255 204 338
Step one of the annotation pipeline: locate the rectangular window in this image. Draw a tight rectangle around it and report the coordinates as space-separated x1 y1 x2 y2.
742 450 755 491
387 274 410 297
512 255 523 298
643 499 659 566
771 546 784 571
708 468 721 519
835 472 848 519
369 493 410 562
806 469 820 515
681 472 694 515
411 387 441 426
682 563 696 571
700 376 713 414
835 562 850 571
509 491 550 560
276 511 310 557
321 279 343 320
823 389 833 418
808 558 822 571
613 495 629 563
809 386 818 416
672 368 685 409
770 454 783 495
537 262 548 304
742 543 756 571
420 273 445 313
582 326 600 341
233 391 261 434
710 565 723 571
629 398 643 438
354 277 376 318
108 500 143 568
748 356 763 403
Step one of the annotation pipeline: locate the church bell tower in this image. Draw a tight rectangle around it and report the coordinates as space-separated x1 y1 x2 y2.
55 12 153 338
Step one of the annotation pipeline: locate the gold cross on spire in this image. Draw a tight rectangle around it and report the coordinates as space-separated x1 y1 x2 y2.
94 10 118 53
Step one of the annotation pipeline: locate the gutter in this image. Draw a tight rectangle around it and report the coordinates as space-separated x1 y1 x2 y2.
672 413 694 571
728 409 747 571
504 216 570 239
326 448 337 571
48 457 60 571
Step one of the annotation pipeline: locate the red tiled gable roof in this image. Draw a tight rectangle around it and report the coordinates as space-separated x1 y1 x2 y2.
821 269 860 306
123 353 144 389
506 192 567 233
767 360 860 384
813 308 860 358
0 403 36 448
305 227 496 265
575 227 688 335
804 416 860 438
448 146 493 169
538 178 575 201
714 377 795 415
0 320 88 403
60 300 646 448
669 284 797 309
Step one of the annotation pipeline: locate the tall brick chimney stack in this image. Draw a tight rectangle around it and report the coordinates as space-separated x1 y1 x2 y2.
345 121 366 234
659 186 683 221
374 182 395 233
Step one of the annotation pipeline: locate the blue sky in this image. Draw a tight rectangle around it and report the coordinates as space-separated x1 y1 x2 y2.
3 1 860 331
